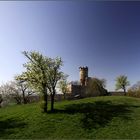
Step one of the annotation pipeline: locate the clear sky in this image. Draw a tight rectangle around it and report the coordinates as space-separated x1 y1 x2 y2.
0 1 140 91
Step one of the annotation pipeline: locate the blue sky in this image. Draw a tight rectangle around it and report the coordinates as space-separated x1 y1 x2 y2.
0 1 140 91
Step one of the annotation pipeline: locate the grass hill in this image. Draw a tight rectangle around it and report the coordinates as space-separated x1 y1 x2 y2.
0 96 140 139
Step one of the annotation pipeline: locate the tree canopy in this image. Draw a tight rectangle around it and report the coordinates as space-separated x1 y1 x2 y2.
115 75 130 95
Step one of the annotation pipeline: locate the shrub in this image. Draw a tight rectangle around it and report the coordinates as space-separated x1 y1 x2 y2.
85 78 108 97
127 81 140 98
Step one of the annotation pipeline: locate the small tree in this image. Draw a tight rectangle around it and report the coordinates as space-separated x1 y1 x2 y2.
115 75 130 95
58 74 69 99
0 82 22 105
45 57 63 112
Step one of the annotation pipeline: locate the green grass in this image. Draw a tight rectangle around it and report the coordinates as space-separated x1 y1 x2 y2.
1 96 140 139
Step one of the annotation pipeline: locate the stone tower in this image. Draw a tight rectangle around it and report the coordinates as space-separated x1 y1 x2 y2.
79 66 88 86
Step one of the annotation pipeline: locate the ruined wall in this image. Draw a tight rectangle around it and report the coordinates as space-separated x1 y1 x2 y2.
67 66 90 98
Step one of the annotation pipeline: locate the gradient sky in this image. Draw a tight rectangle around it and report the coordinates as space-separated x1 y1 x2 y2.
0 1 140 91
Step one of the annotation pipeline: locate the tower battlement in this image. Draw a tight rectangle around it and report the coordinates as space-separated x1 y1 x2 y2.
79 66 88 70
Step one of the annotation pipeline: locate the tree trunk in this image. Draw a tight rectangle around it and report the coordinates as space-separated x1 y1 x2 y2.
23 92 27 104
0 98 3 108
15 97 22 104
43 92 48 112
42 85 48 113
64 93 66 100
123 87 126 96
51 91 55 112
0 100 2 108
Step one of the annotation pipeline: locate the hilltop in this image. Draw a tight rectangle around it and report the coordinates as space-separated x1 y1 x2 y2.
0 96 140 139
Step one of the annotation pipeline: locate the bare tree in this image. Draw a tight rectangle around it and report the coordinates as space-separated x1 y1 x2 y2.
15 79 35 104
128 81 140 97
0 80 35 105
0 82 21 105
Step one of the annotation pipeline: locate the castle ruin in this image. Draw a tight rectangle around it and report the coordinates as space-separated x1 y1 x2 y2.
67 66 91 97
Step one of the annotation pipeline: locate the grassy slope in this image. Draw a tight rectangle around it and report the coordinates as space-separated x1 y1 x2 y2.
0 96 140 139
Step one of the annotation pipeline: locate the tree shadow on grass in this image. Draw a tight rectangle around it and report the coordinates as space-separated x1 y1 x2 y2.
0 118 27 137
50 101 138 130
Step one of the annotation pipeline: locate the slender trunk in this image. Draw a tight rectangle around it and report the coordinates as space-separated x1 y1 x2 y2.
15 97 22 104
0 101 2 108
23 92 27 104
64 93 66 100
42 85 48 113
123 86 126 96
43 91 48 112
0 99 3 108
0 95 3 107
51 90 55 112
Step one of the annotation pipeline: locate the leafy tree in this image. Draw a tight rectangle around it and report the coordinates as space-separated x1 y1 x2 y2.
115 75 130 95
17 51 63 112
86 78 108 97
58 74 69 99
45 56 63 112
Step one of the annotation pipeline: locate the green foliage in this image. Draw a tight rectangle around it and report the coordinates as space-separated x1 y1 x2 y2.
17 51 63 112
115 75 130 94
58 74 69 99
17 51 49 92
1 96 140 139
85 78 108 97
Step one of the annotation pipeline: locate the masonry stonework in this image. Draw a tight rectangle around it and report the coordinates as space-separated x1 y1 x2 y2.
79 66 88 86
67 66 91 97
